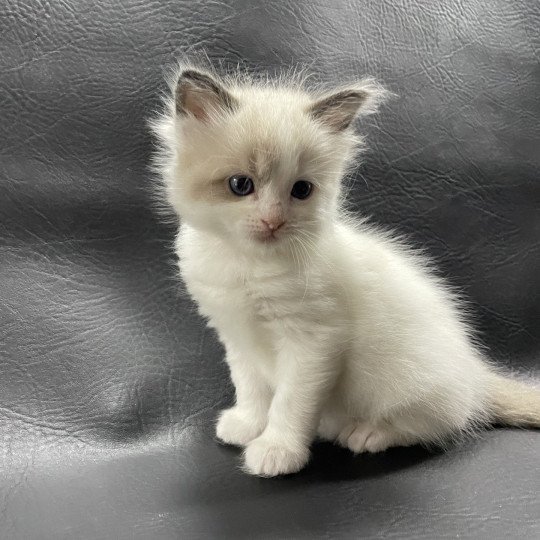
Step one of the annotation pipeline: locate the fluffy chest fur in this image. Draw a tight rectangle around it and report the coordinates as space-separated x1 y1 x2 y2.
177 224 343 333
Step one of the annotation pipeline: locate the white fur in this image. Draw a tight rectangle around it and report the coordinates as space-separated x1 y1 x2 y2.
151 63 527 477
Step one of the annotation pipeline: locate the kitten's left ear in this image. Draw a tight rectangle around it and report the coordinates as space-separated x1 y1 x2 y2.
175 69 238 121
308 80 387 131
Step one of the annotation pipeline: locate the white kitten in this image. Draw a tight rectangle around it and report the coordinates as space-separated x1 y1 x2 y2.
151 62 540 477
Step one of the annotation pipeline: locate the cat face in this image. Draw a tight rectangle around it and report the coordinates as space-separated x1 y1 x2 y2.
165 68 382 253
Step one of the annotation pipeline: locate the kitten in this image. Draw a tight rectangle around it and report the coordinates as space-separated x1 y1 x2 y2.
151 62 540 477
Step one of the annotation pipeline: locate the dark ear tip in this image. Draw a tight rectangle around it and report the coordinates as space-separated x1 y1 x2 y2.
341 89 368 100
178 69 199 81
177 69 214 88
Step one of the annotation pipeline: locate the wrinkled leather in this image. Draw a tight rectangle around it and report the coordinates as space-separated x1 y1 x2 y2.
0 0 538 538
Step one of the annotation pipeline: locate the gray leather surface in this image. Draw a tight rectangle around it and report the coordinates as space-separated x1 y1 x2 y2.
1 0 538 538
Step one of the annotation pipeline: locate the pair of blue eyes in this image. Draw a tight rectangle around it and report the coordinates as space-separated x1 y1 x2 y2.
228 175 313 200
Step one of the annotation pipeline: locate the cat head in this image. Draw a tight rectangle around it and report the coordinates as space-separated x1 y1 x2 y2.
153 65 386 254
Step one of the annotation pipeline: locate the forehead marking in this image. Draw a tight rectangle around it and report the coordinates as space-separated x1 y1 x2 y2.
249 144 279 182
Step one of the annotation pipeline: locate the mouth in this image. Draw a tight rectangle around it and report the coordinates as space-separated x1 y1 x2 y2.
257 235 279 243
253 231 282 244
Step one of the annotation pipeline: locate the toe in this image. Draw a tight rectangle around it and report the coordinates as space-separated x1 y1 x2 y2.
337 422 376 453
346 424 375 454
363 430 392 453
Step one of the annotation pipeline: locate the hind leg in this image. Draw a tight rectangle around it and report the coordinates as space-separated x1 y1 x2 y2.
321 393 465 454
319 410 417 453
337 421 417 453
338 402 465 454
319 407 421 453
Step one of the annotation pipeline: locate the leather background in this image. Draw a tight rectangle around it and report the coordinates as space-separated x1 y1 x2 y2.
0 0 538 538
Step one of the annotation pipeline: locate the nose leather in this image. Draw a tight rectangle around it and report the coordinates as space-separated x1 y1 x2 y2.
261 219 285 231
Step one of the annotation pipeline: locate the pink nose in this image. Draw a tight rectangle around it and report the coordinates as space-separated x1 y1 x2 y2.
261 219 285 232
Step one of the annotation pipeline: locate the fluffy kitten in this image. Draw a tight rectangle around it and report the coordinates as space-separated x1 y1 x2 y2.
151 62 540 477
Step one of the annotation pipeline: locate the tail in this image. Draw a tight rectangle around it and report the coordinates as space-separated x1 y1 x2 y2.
488 373 540 428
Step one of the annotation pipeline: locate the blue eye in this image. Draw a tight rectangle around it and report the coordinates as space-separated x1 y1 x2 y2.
291 180 313 200
228 175 254 196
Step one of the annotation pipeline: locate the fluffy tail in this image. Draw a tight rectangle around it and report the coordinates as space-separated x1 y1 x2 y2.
488 373 540 428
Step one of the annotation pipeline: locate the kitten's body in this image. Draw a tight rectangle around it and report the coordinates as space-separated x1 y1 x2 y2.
153 63 539 476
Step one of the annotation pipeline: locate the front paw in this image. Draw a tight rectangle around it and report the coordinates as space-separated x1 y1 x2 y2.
243 435 310 477
216 407 265 447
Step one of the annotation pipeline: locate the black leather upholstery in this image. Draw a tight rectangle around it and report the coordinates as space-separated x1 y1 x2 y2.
1 1 538 538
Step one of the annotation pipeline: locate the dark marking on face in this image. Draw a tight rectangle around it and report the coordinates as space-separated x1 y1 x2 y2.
248 145 279 183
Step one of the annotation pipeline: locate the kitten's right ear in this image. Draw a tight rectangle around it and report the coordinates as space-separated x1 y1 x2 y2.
175 69 238 121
